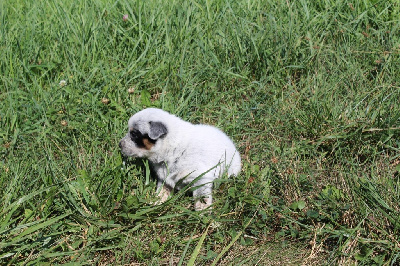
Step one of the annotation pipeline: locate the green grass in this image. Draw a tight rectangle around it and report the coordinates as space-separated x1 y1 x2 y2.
1 0 400 264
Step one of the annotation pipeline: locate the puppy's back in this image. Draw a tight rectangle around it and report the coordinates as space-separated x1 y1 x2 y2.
186 124 241 177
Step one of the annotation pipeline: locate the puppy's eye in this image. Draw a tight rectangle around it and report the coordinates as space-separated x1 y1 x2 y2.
129 129 155 150
130 130 140 141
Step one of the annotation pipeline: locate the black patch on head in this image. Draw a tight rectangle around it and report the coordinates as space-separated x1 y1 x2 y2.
130 129 156 149
148 121 168 140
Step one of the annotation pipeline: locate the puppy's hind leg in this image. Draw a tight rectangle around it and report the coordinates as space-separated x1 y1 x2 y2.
155 180 172 205
193 182 213 211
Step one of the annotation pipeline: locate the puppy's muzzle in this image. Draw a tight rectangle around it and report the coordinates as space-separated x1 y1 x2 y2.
119 138 129 156
119 136 130 152
119 139 129 169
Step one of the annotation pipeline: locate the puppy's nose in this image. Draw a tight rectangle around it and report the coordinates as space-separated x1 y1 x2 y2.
119 140 123 149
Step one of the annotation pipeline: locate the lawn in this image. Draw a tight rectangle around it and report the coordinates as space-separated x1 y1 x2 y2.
1 0 400 264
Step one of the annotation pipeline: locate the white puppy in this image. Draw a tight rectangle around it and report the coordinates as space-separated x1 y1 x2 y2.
119 108 241 210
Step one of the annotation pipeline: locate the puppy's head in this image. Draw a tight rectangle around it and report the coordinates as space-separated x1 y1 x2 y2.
119 109 168 158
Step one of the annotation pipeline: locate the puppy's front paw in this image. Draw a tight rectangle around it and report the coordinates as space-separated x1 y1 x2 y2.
154 185 171 205
194 197 212 211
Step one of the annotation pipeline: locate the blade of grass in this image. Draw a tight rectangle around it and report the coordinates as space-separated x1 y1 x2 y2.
177 229 197 266
187 223 211 266
8 212 70 245
211 211 257 266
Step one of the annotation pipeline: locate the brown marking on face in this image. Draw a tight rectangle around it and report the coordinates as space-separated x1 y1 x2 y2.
143 137 155 150
129 127 156 150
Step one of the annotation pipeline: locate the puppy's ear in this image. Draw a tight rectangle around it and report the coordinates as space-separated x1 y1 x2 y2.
148 121 168 139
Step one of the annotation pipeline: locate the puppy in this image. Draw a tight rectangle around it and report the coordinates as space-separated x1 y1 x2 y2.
119 108 241 210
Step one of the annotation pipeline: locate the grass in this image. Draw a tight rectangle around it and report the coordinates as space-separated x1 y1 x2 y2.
1 0 400 264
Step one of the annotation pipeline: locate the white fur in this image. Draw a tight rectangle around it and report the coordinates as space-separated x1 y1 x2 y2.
119 108 241 210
